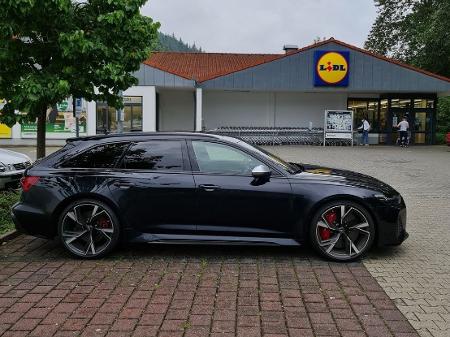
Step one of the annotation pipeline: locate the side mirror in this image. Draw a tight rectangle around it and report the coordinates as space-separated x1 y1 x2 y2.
252 165 271 178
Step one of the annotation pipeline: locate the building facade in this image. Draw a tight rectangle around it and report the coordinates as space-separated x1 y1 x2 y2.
2 38 450 145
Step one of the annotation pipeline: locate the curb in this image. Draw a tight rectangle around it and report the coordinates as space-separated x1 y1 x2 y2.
0 230 20 244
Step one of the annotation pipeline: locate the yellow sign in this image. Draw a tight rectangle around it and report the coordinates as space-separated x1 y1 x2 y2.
0 99 11 138
316 52 349 85
0 124 11 138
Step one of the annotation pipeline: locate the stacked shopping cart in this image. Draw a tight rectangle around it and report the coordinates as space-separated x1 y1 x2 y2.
209 126 325 145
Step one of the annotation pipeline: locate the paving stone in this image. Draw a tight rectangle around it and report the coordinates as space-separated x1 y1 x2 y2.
0 145 437 337
268 145 450 337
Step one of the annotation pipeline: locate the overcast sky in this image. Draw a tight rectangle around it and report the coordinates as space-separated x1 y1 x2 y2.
141 0 378 54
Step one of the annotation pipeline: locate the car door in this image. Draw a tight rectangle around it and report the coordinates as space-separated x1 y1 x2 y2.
108 139 197 235
188 140 294 237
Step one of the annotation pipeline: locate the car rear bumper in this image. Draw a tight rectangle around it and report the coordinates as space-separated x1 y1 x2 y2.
11 202 55 239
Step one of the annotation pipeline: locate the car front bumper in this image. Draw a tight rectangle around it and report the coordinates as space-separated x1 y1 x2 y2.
0 172 23 190
0 170 25 189
374 202 409 247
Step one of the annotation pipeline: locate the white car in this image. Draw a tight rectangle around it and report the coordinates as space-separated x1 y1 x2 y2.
0 149 32 189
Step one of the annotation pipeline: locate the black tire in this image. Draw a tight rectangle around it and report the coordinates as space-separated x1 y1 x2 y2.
309 200 375 262
58 199 120 259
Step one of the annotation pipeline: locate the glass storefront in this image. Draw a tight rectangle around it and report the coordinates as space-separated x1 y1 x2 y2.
348 96 436 145
96 96 143 134
347 99 379 131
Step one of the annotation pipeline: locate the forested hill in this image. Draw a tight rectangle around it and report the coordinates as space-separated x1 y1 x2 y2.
157 32 202 52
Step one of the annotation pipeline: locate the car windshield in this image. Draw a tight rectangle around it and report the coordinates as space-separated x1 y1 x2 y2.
218 136 300 174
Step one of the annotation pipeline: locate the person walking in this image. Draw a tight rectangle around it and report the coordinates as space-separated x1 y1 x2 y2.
396 116 410 147
357 118 371 146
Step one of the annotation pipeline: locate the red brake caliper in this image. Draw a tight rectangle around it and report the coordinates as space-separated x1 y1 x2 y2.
319 211 337 240
97 217 111 229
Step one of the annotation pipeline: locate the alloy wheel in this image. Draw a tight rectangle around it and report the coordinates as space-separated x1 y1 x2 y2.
61 202 116 257
314 204 372 260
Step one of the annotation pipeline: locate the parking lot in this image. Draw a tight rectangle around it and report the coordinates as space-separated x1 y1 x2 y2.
1 144 449 337
269 145 450 337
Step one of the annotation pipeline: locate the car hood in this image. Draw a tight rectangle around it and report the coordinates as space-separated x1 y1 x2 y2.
0 149 31 165
291 163 398 196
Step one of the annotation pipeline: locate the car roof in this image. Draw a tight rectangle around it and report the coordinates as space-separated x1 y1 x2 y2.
67 132 227 143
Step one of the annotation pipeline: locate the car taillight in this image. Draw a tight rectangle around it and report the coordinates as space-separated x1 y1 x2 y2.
20 176 40 192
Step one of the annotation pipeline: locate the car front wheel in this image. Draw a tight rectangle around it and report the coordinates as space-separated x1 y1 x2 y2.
58 199 120 259
309 201 375 261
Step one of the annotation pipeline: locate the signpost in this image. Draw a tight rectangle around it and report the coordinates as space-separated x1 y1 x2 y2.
74 98 83 137
117 90 124 133
323 110 354 146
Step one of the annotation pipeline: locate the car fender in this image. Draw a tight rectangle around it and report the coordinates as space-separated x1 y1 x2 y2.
289 180 379 241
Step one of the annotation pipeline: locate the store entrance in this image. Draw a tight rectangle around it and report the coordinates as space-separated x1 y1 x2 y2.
96 97 143 134
388 108 406 145
411 110 432 144
385 98 434 145
388 111 434 145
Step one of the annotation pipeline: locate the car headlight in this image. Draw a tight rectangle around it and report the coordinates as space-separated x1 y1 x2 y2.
374 194 402 204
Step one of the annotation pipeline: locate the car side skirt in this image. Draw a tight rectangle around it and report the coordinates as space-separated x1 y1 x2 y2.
130 233 301 246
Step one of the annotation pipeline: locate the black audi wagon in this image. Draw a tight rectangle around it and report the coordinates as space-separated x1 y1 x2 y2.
12 133 408 261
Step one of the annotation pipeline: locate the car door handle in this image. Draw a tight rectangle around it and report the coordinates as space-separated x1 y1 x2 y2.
199 184 220 192
113 182 133 189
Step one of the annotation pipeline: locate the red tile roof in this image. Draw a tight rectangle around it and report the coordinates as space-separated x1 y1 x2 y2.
143 52 283 83
143 38 450 84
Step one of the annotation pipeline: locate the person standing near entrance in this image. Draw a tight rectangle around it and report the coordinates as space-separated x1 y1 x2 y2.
357 118 371 146
396 116 410 147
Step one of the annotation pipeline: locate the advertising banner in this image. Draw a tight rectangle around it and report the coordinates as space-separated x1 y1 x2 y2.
21 98 87 138
324 110 354 146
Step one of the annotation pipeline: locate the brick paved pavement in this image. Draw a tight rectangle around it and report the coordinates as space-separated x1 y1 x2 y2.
2 145 446 337
269 145 450 337
1 236 417 337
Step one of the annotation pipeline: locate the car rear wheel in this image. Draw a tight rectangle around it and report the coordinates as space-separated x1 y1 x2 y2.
58 199 120 259
309 201 375 261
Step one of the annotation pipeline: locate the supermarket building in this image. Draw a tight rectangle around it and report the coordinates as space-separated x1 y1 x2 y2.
1 38 450 145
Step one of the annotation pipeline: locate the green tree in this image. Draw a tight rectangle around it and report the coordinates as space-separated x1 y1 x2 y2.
365 0 450 140
0 0 159 158
366 0 450 77
157 32 202 52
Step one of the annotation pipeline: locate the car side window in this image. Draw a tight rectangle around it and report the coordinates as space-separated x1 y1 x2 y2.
60 143 129 169
121 140 184 171
192 141 264 175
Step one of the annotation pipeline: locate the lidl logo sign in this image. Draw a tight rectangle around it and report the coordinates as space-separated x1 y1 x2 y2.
314 51 350 86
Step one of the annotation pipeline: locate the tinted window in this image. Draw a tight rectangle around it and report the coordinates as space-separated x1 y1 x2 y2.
121 141 184 171
192 141 264 175
60 143 128 168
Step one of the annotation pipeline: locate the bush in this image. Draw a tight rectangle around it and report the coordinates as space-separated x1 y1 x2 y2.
0 190 20 235
435 133 446 145
437 97 450 134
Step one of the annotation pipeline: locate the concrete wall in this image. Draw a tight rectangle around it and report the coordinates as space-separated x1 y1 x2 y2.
203 91 347 130
203 91 274 129
158 90 195 131
274 92 347 128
